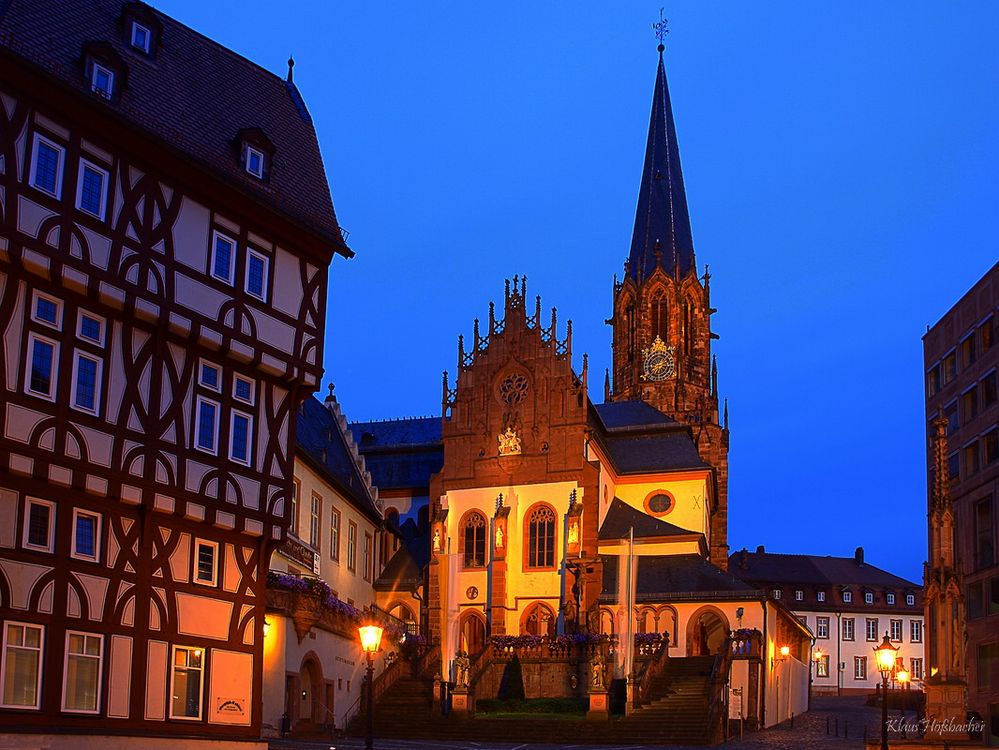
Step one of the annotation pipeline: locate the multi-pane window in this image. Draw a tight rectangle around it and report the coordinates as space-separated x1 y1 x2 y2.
245 146 265 178
842 618 855 641
195 397 219 454
794 589 803 601
77 312 105 345
983 317 996 352
72 509 100 562
246 250 269 300
983 371 997 408
290 479 300 537
29 134 64 197
347 521 357 573
943 352 957 384
962 386 979 423
526 505 556 569
975 497 995 570
816 654 830 678
910 658 923 680
22 498 55 553
843 590 853 603
63 631 102 712
817 591 826 602
962 334 977 368
309 493 321 550
886 593 895 605
462 511 486 568
199 361 221 391
329 507 340 561
865 618 879 641
965 441 980 476
1 622 43 708
76 160 109 219
90 62 114 98
170 646 204 719
71 351 102 414
363 532 373 582
31 292 62 328
910 620 923 643
229 411 252 466
854 656 867 680
193 540 218 586
816 617 829 639
772 588 782 600
890 619 902 642
26 333 58 400
233 375 254 404
986 429 999 466
864 591 874 605
210 231 236 283
906 593 915 606
927 364 941 397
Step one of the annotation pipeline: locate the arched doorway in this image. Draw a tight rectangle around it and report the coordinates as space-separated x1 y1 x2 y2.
459 610 486 655
685 606 730 656
520 602 556 636
389 602 417 635
297 657 323 725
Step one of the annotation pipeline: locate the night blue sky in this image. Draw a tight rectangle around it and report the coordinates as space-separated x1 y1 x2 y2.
160 2 999 583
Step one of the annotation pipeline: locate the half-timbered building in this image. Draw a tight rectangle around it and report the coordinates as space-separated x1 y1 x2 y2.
0 1 349 746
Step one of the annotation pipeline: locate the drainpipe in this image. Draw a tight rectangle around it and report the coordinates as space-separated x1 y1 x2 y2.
760 597 767 728
836 612 842 697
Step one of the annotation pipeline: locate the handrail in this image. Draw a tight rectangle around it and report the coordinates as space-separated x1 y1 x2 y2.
415 644 442 679
634 635 670 707
466 646 494 692
704 635 735 743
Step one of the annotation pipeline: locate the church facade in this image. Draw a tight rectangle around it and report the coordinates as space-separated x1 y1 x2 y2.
358 43 812 738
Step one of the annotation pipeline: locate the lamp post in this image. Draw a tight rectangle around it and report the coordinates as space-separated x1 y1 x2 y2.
359 623 384 750
810 648 823 710
896 668 910 737
874 632 898 750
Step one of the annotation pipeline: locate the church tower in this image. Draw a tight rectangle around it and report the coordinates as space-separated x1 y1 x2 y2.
609 41 731 569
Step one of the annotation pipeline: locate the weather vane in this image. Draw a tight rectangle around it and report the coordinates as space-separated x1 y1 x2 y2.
653 8 669 48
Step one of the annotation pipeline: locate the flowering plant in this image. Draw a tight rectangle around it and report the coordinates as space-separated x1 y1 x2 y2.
266 571 361 621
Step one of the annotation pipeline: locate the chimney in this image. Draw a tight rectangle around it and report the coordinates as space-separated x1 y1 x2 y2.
739 548 748 570
855 546 864 566
756 545 765 555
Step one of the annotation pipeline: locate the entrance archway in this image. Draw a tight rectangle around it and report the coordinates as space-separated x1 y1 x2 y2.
459 610 486 655
298 657 323 724
685 606 730 656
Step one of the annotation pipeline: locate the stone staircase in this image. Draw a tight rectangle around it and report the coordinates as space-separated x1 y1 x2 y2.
346 654 727 745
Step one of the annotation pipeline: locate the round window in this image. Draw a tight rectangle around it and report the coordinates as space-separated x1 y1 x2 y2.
645 492 673 516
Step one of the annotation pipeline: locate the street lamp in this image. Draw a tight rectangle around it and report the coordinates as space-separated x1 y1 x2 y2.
359 623 384 750
874 633 898 750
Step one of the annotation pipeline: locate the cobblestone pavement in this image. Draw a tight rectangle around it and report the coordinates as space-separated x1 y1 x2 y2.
269 696 895 750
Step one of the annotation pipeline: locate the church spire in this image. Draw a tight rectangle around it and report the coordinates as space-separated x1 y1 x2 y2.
627 38 695 281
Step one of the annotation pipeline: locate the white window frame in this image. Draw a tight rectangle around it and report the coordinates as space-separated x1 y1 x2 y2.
228 410 253 467
817 591 826 602
864 591 874 605
816 617 829 639
865 617 879 642
31 290 63 330
794 589 803 601
245 145 265 178
130 21 151 52
1 621 44 709
854 656 867 680
193 539 218 587
772 588 781 600
75 159 110 220
209 231 236 284
90 62 115 99
22 497 55 553
906 593 915 606
244 248 269 301
198 360 222 392
29 133 65 198
76 311 106 346
25 333 59 401
233 375 254 405
169 645 205 720
889 619 902 643
61 630 103 713
71 508 101 562
911 657 923 680
886 593 895 605
70 350 103 416
843 591 852 603
842 618 855 641
194 396 220 455
910 620 923 643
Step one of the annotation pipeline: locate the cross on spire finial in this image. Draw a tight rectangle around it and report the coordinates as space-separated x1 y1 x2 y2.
653 8 669 52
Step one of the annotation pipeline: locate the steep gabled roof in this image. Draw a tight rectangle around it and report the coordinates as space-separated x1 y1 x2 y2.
0 0 348 252
297 396 381 524
598 497 700 542
628 46 695 281
728 549 920 590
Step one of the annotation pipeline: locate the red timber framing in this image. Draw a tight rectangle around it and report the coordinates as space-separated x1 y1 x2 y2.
0 43 337 742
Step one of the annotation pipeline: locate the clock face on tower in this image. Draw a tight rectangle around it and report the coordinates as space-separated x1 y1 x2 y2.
641 336 675 381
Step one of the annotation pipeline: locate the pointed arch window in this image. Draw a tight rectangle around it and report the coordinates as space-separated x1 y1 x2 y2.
525 504 556 569
521 602 556 636
461 511 487 568
682 300 693 356
626 303 636 361
651 293 669 341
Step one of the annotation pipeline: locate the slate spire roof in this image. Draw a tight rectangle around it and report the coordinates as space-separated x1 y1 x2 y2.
628 45 695 281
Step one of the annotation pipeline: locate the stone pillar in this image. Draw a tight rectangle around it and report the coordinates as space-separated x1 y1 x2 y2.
491 504 510 635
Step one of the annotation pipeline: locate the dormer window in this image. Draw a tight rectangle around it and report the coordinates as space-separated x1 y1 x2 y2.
245 146 265 178
843 590 852 603
91 63 114 99
130 22 151 53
